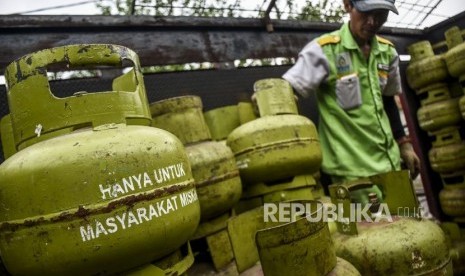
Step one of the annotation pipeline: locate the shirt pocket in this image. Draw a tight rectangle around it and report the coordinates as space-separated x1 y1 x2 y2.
335 73 362 110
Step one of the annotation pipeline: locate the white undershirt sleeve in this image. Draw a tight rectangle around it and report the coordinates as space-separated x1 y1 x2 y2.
282 40 330 98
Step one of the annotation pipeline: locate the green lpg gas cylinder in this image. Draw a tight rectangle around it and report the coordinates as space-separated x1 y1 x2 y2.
417 98 462 133
204 105 240 141
438 168 465 218
441 222 465 276
151 96 242 271
451 240 465 276
187 140 241 220
439 185 465 218
407 40 449 90
429 127 465 174
444 26 465 78
330 171 452 275
444 26 465 120
227 79 321 185
439 170 465 220
0 44 201 276
228 200 360 275
151 96 242 221
417 83 453 107
0 114 16 160
151 96 211 145
255 202 360 276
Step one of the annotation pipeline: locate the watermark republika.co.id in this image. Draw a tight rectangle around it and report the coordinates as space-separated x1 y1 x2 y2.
263 201 423 223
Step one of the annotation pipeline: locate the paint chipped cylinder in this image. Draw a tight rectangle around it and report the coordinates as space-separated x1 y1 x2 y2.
227 78 322 185
445 26 464 50
332 218 452 275
444 26 465 78
255 201 360 276
417 98 462 133
406 40 448 90
227 200 359 275
440 222 465 276
253 79 298 116
151 96 242 221
187 140 242 220
150 96 211 144
329 172 452 275
429 141 465 174
429 127 465 174
439 187 465 217
0 44 201 276
438 169 465 218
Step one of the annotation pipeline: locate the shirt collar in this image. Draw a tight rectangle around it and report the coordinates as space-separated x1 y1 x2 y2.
340 22 381 55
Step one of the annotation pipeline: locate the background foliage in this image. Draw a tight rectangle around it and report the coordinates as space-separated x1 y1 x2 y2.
97 0 344 22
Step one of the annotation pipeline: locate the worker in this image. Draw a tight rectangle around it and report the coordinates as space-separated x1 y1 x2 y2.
282 0 421 185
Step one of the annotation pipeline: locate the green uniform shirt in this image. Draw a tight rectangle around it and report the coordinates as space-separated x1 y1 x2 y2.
283 22 401 179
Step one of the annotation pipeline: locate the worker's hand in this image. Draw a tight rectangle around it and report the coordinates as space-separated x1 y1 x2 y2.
399 142 421 179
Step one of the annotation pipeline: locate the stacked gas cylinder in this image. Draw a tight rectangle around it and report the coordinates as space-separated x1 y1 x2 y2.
227 199 361 276
0 44 201 275
227 79 323 214
161 79 328 273
406 27 465 223
0 43 456 276
221 78 360 275
406 26 465 275
149 95 242 272
442 26 465 275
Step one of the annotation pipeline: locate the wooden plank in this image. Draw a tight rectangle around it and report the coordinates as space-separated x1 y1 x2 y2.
0 15 423 74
